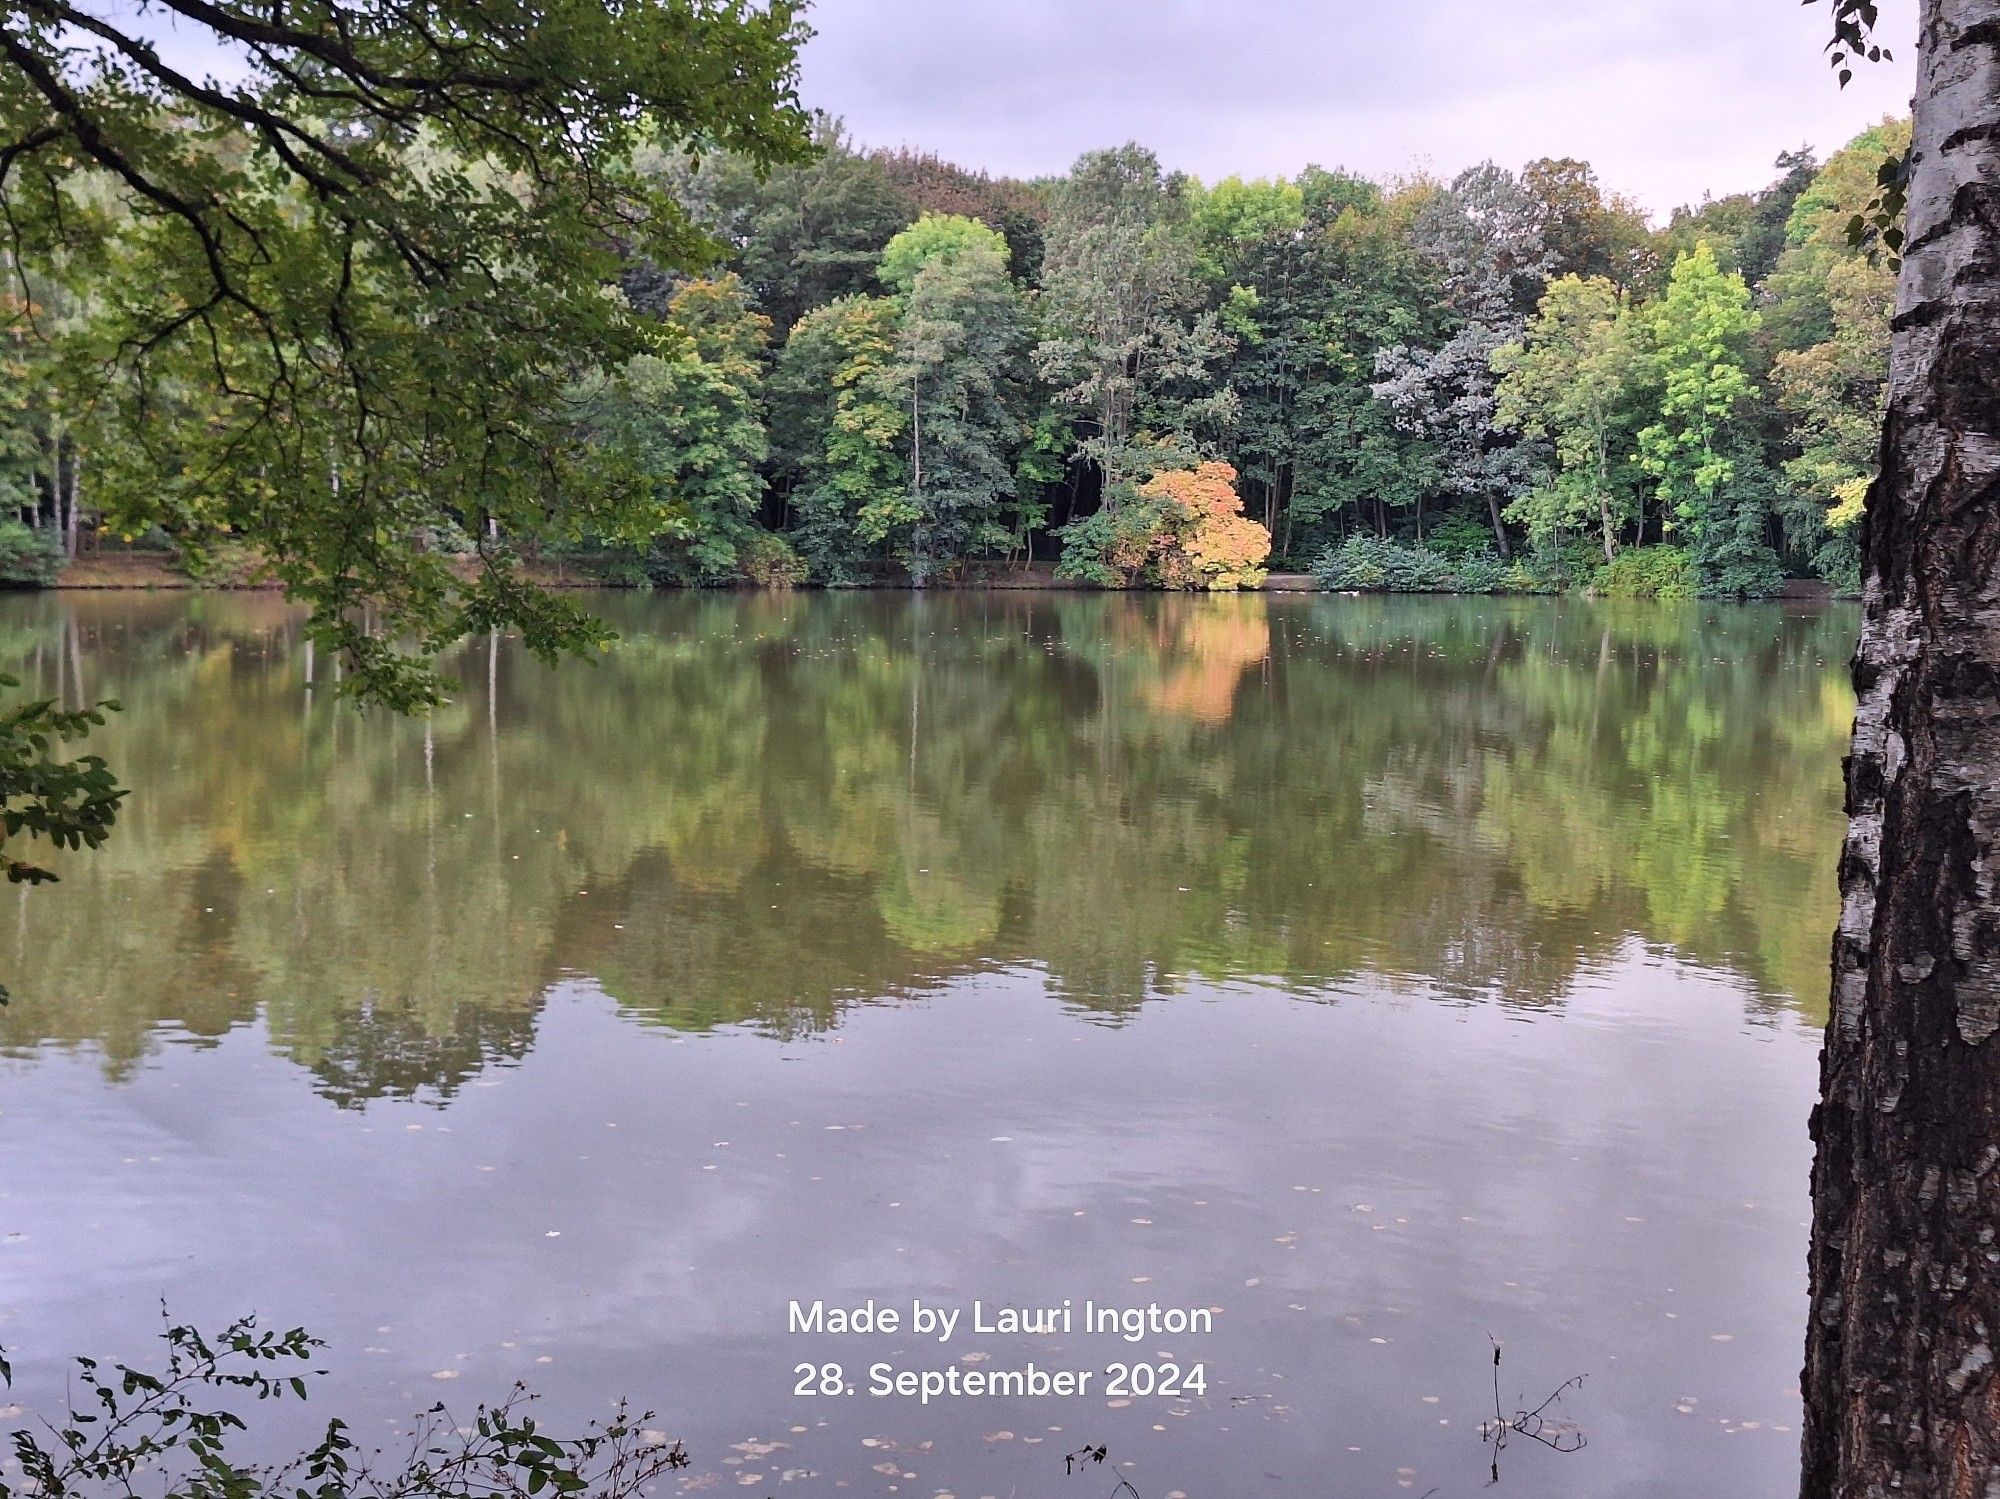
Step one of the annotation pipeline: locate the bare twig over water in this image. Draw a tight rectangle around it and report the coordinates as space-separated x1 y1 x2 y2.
1063 1444 1138 1499
1480 1339 1587 1484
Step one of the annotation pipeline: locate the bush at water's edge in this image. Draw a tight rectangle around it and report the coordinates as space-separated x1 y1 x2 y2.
1308 535 1831 600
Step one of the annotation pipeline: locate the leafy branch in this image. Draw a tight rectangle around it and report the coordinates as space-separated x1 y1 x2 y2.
1810 0 1908 264
0 1311 690 1499
0 0 814 711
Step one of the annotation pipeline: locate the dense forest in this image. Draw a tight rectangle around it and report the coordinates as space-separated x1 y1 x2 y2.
3 116 1907 599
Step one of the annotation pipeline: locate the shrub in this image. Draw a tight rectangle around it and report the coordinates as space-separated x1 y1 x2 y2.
1452 553 1507 593
173 536 272 588
1592 544 1699 601
737 530 808 588
0 1315 689 1499
1144 463 1271 590
0 520 62 585
1423 513 1499 562
1050 493 1165 587
586 550 656 587
1503 540 1594 594
1055 463 1271 591
1311 536 1461 592
1497 559 1564 594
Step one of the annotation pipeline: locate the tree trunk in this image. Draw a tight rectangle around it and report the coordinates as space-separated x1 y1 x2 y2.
1485 491 1512 559
1801 4 2000 1495
64 439 80 559
51 432 67 550
1597 433 1617 563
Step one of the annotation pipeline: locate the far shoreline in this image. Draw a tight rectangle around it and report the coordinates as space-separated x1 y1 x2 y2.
22 551 1843 601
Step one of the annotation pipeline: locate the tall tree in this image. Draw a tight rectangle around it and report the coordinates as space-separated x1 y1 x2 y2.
1803 1 2000 1493
586 275 771 583
1767 120 1912 593
1186 173 1316 542
1492 274 1646 561
1636 243 1780 593
870 147 1046 286
1372 163 1554 556
1285 183 1447 555
1521 157 1657 290
1035 145 1235 497
646 117 913 337
891 234 1030 580
1659 148 1822 289
769 294 908 582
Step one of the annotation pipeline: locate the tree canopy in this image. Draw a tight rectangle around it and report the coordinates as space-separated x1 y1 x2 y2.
1 0 812 708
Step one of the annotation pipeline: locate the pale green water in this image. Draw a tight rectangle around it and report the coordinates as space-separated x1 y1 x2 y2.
0 590 1855 1497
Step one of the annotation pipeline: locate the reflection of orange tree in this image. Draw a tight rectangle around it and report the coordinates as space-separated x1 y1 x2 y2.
1140 599 1271 724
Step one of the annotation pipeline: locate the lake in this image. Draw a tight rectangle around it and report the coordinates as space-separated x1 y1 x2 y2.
0 589 1855 1497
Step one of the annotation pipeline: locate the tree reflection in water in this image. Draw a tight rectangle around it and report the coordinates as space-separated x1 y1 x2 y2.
0 589 1854 1105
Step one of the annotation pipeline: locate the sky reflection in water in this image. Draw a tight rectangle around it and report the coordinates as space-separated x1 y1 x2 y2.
0 591 1854 1497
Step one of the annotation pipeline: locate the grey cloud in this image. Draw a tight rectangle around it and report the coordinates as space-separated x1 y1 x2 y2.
798 0 1917 214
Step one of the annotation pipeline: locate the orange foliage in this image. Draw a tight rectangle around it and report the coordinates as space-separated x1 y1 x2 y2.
1144 602 1273 723
1137 462 1272 591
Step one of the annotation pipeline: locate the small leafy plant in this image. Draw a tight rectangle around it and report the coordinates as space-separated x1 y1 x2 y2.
0 1314 689 1499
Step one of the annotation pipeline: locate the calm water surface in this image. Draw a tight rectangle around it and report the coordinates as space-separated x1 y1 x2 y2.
0 591 1856 1497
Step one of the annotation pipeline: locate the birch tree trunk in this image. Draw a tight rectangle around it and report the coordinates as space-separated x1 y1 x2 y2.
1802 2 2000 1493
64 439 80 558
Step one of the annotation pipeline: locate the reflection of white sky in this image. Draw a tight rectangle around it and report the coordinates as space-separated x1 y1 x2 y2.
5 958 1818 1496
93 0 1915 218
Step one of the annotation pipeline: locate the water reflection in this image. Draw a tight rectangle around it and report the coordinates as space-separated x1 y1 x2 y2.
0 590 1854 1499
2 590 1852 1106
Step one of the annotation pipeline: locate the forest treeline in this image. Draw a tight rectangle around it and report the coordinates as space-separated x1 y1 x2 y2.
3 117 1906 599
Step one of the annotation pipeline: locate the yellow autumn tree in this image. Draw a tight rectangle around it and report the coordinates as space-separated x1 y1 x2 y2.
1139 462 1272 591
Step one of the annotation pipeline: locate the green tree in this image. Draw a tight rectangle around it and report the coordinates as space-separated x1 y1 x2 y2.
1657 147 1820 289
1766 120 1910 592
770 295 908 581
1184 172 1315 545
1184 174 1306 286
648 116 913 336
1492 275 1646 561
1635 243 1779 594
1035 145 1236 495
1284 186 1449 556
871 147 1047 285
586 276 772 583
878 212 1012 294
896 240 1031 579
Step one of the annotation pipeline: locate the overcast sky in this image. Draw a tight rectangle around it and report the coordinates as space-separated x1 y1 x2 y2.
794 0 1917 218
